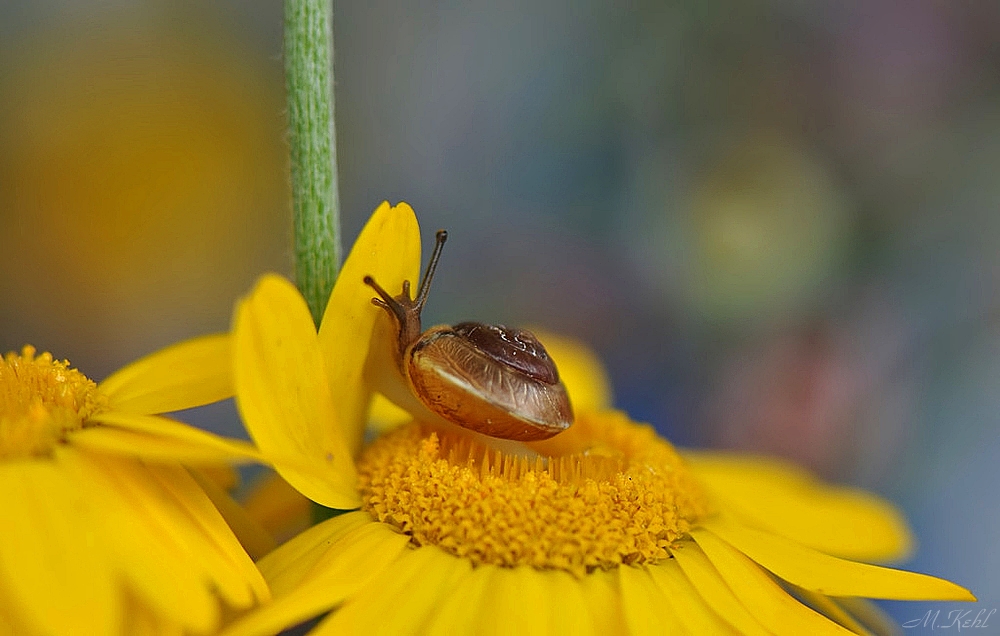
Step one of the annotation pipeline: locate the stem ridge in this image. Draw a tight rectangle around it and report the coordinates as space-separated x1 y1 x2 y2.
285 0 341 326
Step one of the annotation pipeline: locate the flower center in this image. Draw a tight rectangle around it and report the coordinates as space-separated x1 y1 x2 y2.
0 346 106 459
358 410 711 576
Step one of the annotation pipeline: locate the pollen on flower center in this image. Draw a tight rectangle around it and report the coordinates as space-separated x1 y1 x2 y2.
0 346 106 459
358 411 712 576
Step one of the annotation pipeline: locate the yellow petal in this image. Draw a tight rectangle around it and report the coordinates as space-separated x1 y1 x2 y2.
83 414 333 493
229 522 409 636
0 458 119 636
424 565 495 636
300 521 411 590
671 539 770 636
122 595 185 636
367 393 414 433
685 452 913 562
531 329 613 412
70 452 222 634
789 585 873 635
198 463 241 491
835 597 900 636
648 558 737 634
691 527 868 635
257 511 372 596
233 274 359 509
317 201 422 454
50 447 268 634
544 570 596 636
476 566 548 636
578 568 626 636
79 412 263 464
99 333 232 415
617 565 683 634
315 545 465 636
81 452 268 624
148 464 271 606
71 426 249 465
0 577 37 636
188 468 277 561
704 517 976 601
219 588 340 636
242 471 314 545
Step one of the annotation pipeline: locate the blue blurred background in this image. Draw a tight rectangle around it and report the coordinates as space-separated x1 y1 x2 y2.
2 1 998 628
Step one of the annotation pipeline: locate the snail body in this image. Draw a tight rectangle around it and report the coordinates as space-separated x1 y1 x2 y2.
364 231 573 441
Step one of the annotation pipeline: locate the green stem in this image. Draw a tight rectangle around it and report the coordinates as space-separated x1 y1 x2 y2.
285 0 341 327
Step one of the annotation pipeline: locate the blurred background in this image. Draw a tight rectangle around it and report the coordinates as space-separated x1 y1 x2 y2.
2 0 998 627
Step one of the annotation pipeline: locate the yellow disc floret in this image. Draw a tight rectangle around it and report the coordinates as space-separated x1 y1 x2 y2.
358 410 711 576
0 346 106 459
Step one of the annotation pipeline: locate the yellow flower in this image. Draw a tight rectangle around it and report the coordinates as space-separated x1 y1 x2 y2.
223 202 973 635
0 340 270 635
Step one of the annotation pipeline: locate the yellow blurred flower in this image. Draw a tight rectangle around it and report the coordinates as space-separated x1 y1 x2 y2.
212 201 973 635
0 339 269 635
0 19 288 368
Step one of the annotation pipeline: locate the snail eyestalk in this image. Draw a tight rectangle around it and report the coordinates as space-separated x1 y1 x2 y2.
363 276 404 316
363 274 421 356
415 230 448 310
364 229 449 355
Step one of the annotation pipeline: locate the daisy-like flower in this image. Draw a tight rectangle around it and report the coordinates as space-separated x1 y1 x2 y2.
0 338 270 635
222 202 973 635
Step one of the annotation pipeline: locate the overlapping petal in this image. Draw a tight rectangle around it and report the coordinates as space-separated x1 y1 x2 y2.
80 411 263 464
78 457 223 634
543 570 596 635
257 512 374 597
648 558 735 634
474 566 552 636
790 585 873 635
241 471 314 544
143 462 271 607
423 563 496 635
317 201 422 454
618 565 683 633
99 334 233 415
317 545 467 635
0 446 271 636
0 459 118 636
702 516 975 601
188 468 277 561
690 528 853 635
222 517 410 636
671 539 770 636
233 274 359 509
685 451 913 561
835 597 900 636
72 450 271 619
577 569 625 635
366 393 414 433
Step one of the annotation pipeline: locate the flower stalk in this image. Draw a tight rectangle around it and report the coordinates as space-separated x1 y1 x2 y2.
285 0 341 326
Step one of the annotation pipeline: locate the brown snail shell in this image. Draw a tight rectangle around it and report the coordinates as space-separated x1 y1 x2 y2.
364 231 574 441
407 323 572 440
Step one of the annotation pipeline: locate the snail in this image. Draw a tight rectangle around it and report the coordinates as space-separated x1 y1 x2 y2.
363 230 573 441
